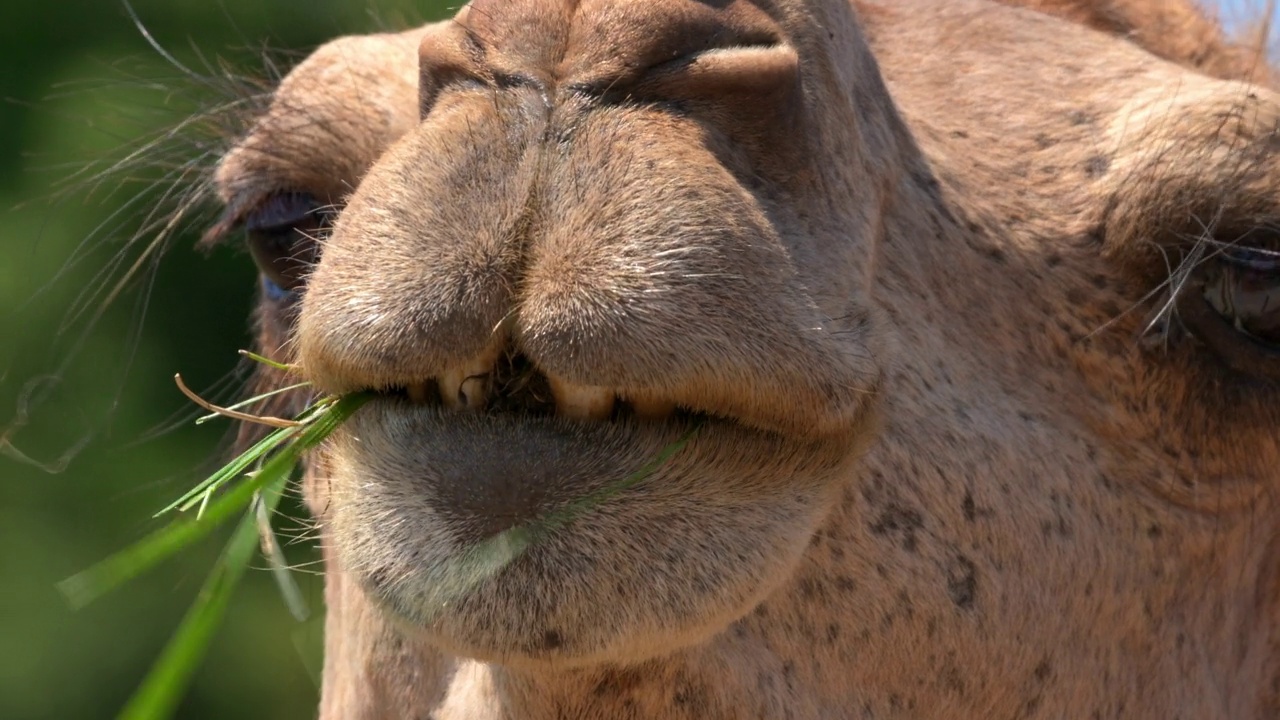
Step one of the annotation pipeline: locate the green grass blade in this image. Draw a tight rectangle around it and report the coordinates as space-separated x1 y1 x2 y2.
116 472 289 720
58 458 280 609
158 425 296 516
537 419 703 534
194 382 313 425
255 490 309 622
294 393 368 447
58 393 371 609
237 349 298 372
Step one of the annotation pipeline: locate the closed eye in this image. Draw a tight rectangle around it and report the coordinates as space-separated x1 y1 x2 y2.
1175 232 1280 381
241 192 331 296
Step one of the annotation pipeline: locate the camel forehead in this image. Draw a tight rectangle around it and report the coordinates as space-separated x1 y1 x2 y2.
450 0 782 85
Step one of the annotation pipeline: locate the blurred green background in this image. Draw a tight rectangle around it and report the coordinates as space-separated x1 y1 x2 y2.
0 2 448 718
1 2 1270 720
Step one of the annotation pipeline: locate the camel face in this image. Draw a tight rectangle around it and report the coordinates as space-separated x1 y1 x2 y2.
210 1 1280 717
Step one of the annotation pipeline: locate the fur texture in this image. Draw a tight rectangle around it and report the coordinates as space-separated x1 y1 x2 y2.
210 0 1280 717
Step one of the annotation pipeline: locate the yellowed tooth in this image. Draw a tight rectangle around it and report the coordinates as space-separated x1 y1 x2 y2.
439 350 499 410
630 395 676 421
547 375 615 420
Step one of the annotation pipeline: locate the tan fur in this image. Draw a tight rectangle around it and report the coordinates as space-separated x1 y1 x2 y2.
212 0 1280 717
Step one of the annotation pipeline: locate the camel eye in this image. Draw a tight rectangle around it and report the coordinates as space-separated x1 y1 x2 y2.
1177 240 1280 380
244 192 329 295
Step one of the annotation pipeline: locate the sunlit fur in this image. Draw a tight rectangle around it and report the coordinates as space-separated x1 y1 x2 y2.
211 0 1280 717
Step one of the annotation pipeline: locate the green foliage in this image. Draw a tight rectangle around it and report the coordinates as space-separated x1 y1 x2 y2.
0 2 451 719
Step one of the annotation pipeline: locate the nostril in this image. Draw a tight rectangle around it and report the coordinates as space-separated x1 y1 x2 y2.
438 346 503 411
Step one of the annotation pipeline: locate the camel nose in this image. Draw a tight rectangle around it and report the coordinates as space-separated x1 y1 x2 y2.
300 0 793 401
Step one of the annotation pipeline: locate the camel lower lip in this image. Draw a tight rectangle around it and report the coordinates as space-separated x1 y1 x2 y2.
320 400 853 666
338 399 710 543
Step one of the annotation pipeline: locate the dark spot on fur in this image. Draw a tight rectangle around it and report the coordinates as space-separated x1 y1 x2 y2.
1067 109 1093 126
593 669 644 697
1147 523 1162 538
982 245 1007 264
942 661 967 696
898 588 915 607
1034 657 1053 682
871 502 925 552
946 555 978 610
1034 132 1057 148
672 679 704 709
835 575 856 592
541 629 563 650
1042 491 1074 538
364 565 392 595
1084 154 1110 177
962 491 976 522
799 576 827 601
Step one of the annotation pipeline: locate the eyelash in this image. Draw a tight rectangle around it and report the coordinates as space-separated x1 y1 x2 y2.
241 192 331 296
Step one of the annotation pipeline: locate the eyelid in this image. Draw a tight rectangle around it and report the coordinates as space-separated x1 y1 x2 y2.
200 201 253 248
201 191 329 247
246 192 326 231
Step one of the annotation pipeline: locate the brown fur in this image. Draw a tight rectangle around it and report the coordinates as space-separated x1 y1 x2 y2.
211 0 1280 717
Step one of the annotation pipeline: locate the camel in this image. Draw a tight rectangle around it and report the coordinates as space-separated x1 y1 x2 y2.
204 0 1280 717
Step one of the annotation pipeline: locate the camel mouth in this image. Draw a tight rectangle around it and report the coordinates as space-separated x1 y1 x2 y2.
373 351 693 424
1177 247 1280 381
322 395 852 666
347 394 717 542
330 388 751 571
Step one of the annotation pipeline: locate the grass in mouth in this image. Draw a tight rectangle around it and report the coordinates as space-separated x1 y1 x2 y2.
58 352 369 720
58 350 700 720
